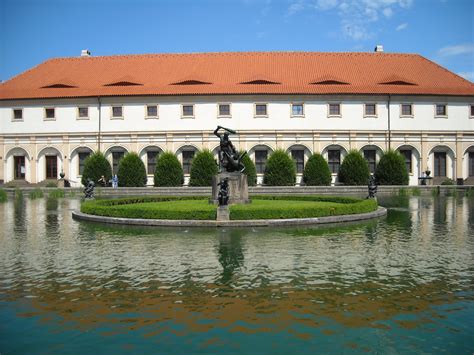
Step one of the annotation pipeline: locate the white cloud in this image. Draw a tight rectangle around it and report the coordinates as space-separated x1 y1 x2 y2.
396 23 408 31
383 7 393 17
457 72 474 82
438 44 474 57
316 0 339 10
287 0 306 15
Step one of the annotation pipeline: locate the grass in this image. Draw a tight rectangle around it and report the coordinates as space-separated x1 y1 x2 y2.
81 195 378 221
0 188 7 203
48 189 65 198
29 188 44 200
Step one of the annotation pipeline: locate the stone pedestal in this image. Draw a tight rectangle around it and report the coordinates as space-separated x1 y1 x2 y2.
211 172 250 205
216 205 230 221
57 178 65 188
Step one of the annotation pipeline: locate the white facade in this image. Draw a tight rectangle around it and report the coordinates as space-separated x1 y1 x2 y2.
1 94 473 186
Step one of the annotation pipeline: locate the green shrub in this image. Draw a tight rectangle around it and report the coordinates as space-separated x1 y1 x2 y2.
230 196 377 220
303 153 332 186
81 152 112 187
0 189 7 203
29 188 44 200
45 181 57 188
117 152 147 187
263 149 296 186
412 187 421 196
240 151 257 186
189 149 218 186
338 150 370 186
14 188 23 201
374 150 409 185
48 189 65 199
154 152 184 187
440 178 455 185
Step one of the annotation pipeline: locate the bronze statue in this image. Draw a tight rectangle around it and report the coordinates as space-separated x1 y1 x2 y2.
367 175 377 199
217 178 229 206
214 126 246 173
84 179 95 199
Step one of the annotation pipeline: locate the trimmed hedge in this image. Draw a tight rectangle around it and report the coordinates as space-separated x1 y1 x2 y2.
230 198 377 220
154 152 184 187
117 152 147 187
263 149 296 186
375 150 409 185
189 149 218 186
338 150 370 186
240 151 257 186
303 153 332 186
81 194 377 221
81 152 112 187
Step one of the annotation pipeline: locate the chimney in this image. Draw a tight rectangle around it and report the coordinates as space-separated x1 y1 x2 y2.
374 45 384 53
81 49 91 57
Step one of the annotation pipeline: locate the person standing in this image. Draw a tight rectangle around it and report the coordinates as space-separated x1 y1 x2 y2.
112 174 118 189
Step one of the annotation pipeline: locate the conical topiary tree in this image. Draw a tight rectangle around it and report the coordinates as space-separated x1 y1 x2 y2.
375 150 409 185
338 149 370 185
117 152 147 187
303 153 332 186
154 152 184 187
240 151 257 186
263 149 296 186
81 152 112 186
189 149 218 186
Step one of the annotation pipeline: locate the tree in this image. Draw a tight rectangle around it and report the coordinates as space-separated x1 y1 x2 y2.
303 153 332 186
154 152 184 187
81 152 112 186
189 149 218 186
240 151 257 186
117 152 147 187
375 150 409 185
338 149 370 185
263 149 296 186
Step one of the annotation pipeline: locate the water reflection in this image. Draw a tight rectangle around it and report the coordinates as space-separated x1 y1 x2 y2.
0 196 473 353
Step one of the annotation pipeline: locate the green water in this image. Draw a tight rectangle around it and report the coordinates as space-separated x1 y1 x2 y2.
0 195 473 354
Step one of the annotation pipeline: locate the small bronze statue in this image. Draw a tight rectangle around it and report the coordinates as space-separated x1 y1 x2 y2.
214 126 246 173
367 175 377 199
217 178 229 206
84 178 95 199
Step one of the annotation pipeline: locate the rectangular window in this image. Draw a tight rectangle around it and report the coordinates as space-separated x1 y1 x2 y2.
45 155 57 179
328 150 341 174
14 156 26 180
78 152 90 175
291 103 304 117
147 151 159 174
112 151 125 175
45 108 55 119
255 150 268 174
291 150 305 174
78 107 89 119
112 106 123 118
401 104 413 116
182 150 194 174
435 104 447 117
218 104 231 117
434 152 447 177
364 149 377 174
469 152 474 177
328 103 341 116
182 105 194 118
364 103 377 117
146 105 158 118
399 149 412 174
470 105 474 118
255 104 268 117
13 109 23 120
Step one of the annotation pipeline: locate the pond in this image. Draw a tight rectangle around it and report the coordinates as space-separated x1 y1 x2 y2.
0 195 473 354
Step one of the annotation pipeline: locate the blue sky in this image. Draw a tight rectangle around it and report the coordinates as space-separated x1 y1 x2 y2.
0 0 473 82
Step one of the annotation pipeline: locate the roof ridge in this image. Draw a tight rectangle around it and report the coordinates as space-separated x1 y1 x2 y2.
415 54 474 86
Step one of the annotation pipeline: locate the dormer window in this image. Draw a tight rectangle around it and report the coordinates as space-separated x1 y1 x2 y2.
171 80 211 85
241 79 280 85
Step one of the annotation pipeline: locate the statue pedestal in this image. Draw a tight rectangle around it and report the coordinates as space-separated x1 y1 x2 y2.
211 172 250 205
216 205 230 221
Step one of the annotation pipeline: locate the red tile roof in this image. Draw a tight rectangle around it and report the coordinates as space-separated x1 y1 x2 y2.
1 51 473 100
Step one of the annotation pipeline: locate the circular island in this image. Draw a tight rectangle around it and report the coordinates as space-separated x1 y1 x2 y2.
72 195 386 227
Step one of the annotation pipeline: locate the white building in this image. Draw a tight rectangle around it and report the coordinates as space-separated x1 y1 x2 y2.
1 50 473 186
